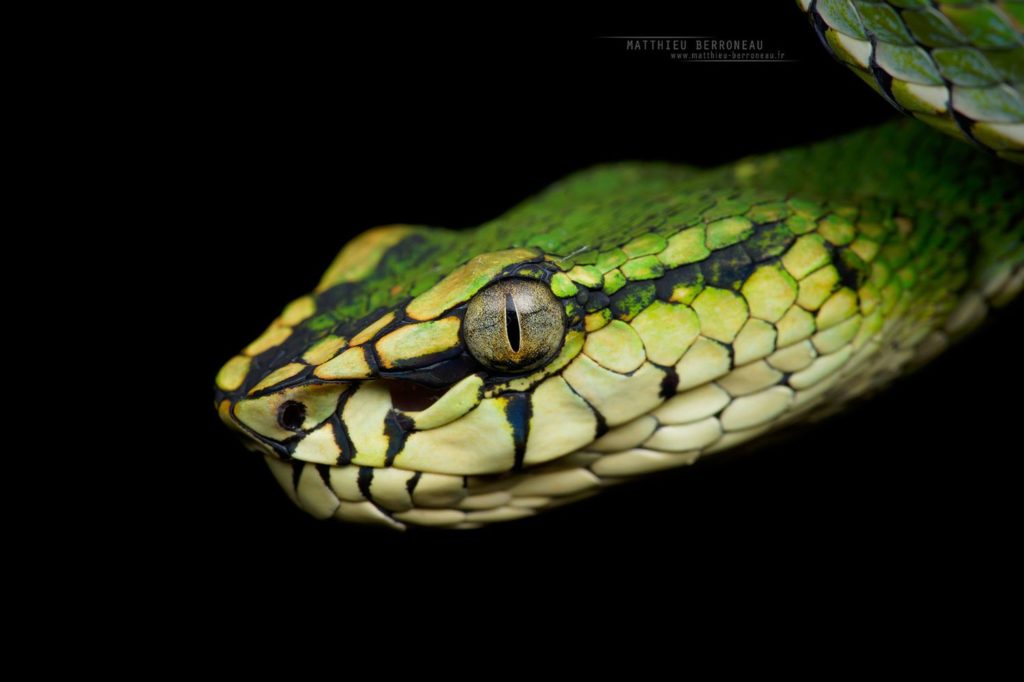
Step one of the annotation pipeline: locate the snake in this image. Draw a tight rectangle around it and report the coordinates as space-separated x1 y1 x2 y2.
212 1 1023 530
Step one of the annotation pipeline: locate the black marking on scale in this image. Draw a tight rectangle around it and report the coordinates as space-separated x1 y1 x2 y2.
361 344 383 375
745 222 795 262
609 281 657 319
659 366 680 399
700 244 754 290
584 291 611 313
505 392 532 470
357 466 374 499
383 411 412 467
654 264 703 301
331 403 356 466
406 471 422 496
836 248 870 290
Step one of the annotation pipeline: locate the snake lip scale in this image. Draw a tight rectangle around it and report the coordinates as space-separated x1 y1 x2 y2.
213 2 1024 530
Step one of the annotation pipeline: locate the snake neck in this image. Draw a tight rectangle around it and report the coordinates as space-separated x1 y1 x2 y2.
732 121 1023 402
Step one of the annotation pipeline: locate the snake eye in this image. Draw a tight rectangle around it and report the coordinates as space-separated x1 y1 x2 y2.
464 278 565 373
278 401 306 431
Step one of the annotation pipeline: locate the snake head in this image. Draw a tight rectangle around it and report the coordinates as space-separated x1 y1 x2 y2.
214 221 631 529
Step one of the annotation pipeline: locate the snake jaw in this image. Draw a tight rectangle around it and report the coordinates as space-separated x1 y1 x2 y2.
222 362 609 530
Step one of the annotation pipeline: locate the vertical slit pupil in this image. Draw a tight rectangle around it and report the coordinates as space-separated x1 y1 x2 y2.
505 292 521 353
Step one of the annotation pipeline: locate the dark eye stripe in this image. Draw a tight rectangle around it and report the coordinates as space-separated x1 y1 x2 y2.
505 292 521 353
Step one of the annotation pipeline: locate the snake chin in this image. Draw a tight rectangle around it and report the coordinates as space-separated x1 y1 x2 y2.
262 451 608 531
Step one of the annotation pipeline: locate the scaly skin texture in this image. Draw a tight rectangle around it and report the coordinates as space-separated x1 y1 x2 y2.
803 0 1023 162
213 120 1023 530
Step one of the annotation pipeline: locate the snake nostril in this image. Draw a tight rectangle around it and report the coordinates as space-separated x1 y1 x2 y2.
278 401 306 431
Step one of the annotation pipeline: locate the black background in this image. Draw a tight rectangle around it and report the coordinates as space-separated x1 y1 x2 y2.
137 6 1021 601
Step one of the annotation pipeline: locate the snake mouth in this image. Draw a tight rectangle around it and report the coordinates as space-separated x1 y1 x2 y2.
383 378 448 412
263 449 607 530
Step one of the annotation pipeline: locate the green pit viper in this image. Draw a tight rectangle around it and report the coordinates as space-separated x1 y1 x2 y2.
213 1 1023 530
